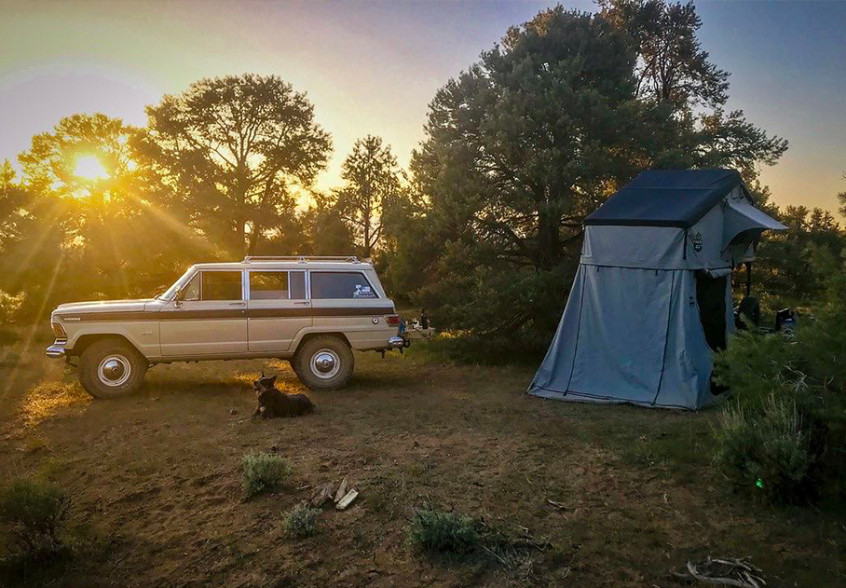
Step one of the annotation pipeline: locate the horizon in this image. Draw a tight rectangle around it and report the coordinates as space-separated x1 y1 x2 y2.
1 0 845 214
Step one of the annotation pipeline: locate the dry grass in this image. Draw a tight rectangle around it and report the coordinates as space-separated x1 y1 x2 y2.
0 329 844 587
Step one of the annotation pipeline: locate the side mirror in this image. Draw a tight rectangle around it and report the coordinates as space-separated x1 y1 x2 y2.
174 289 185 305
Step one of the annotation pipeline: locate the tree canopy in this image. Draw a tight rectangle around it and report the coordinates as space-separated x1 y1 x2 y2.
136 74 332 256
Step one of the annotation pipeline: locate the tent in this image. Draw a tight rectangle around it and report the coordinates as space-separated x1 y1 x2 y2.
528 169 786 410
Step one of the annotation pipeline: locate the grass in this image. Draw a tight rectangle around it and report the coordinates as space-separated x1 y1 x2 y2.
409 507 480 555
0 325 843 586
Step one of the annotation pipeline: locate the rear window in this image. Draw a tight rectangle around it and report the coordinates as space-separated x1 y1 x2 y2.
310 272 377 299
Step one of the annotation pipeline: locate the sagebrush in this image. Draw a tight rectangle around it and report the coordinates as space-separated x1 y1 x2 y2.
713 272 846 504
409 508 481 554
283 503 321 538
241 453 291 498
0 479 71 557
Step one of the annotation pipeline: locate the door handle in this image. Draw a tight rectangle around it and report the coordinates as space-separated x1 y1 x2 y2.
229 302 246 306
293 301 310 306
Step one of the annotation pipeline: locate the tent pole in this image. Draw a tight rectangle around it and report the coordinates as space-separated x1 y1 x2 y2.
745 262 752 297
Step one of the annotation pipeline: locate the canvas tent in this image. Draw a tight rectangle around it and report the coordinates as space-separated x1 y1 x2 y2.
529 169 786 410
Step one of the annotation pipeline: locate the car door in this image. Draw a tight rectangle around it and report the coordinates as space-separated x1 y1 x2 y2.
247 270 312 352
159 269 248 356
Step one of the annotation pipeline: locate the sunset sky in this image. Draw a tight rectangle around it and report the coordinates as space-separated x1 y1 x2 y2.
1 0 844 213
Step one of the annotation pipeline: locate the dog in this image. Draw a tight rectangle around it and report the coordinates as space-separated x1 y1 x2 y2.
253 372 314 418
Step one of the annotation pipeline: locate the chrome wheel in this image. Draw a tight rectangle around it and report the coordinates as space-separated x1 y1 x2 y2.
97 354 132 387
310 348 340 380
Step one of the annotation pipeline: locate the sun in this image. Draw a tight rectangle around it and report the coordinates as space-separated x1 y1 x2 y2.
73 155 109 180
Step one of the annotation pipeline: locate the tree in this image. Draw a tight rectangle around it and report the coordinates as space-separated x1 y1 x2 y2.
137 74 332 256
598 0 729 109
331 136 404 258
598 0 788 178
2 114 204 318
405 7 654 348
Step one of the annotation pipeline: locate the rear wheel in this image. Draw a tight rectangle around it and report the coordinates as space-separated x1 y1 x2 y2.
79 338 148 398
293 335 354 390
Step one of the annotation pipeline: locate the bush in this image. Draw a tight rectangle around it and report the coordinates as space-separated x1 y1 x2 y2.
713 398 818 504
713 271 846 505
408 507 481 554
241 453 291 499
0 479 71 557
283 503 321 538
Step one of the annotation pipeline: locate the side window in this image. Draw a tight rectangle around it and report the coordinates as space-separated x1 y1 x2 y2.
181 273 201 301
310 272 377 299
290 271 306 300
201 271 242 301
250 272 289 300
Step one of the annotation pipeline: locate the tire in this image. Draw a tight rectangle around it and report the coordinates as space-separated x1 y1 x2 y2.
293 335 354 391
79 338 148 399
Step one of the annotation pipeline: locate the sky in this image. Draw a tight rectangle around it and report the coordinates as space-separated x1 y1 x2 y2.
1 0 844 214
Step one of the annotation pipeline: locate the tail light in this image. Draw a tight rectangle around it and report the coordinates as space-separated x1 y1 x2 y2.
52 321 67 338
386 315 400 327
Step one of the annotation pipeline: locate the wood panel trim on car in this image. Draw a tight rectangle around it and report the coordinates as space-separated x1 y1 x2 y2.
56 306 396 322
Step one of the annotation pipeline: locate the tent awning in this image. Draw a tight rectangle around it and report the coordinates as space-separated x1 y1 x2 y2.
723 200 786 250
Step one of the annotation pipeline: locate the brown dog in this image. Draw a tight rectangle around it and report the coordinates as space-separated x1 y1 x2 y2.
253 372 315 418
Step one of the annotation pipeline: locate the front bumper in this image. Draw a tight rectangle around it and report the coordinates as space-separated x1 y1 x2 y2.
45 339 68 358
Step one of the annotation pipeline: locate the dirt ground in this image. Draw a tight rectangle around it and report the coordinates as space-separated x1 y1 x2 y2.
1 330 844 587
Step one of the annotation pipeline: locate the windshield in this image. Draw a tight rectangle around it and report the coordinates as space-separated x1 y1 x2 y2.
156 267 197 301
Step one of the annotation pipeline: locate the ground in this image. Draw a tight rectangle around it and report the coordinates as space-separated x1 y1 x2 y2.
0 329 844 587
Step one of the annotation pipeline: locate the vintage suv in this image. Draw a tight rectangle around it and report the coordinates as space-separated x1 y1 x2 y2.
46 256 406 398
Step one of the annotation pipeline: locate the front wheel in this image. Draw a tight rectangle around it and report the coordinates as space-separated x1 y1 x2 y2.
293 335 354 390
79 338 148 398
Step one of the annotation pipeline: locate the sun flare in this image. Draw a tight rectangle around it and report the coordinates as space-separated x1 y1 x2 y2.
73 155 109 180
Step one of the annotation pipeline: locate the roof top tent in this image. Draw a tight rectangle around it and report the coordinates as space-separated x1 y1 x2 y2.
529 169 786 410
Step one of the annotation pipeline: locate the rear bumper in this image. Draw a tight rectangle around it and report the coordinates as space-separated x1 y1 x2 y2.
45 339 68 358
388 336 411 349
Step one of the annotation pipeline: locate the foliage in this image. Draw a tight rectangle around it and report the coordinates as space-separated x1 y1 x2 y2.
330 135 406 258
400 7 653 348
713 267 846 504
241 452 291 499
754 205 844 309
136 74 332 256
391 2 789 353
408 507 481 554
0 479 71 557
713 398 818 504
0 116 208 319
283 503 321 538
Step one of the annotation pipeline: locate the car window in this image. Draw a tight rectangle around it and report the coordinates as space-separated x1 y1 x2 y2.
201 271 242 301
181 273 201 301
290 271 306 300
310 272 377 299
250 272 289 300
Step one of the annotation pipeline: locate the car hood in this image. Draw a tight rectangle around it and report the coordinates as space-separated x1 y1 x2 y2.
53 299 154 317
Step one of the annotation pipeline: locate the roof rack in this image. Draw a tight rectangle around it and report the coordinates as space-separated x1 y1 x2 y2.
242 255 361 264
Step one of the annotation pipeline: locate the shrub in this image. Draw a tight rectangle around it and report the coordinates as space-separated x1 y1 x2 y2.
0 479 71 557
408 507 480 554
713 397 818 504
241 453 291 499
283 503 321 538
713 271 846 505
